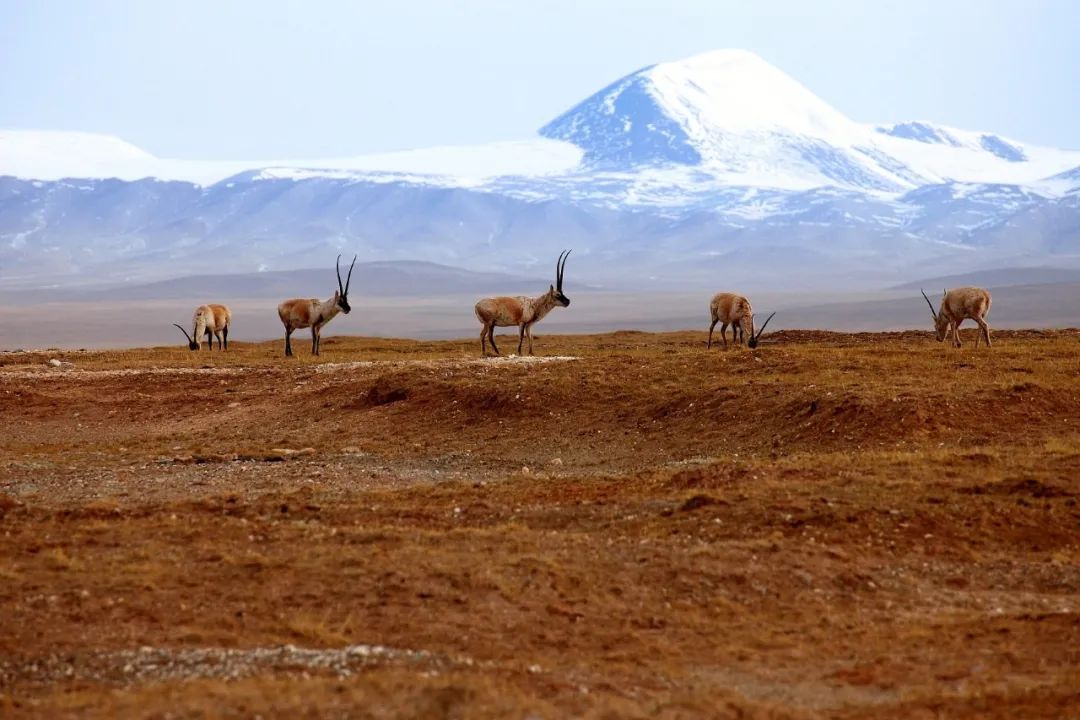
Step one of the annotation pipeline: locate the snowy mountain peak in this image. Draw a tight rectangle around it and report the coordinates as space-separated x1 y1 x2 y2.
0 130 164 184
539 49 861 170
644 49 858 142
0 129 155 179
0 130 155 161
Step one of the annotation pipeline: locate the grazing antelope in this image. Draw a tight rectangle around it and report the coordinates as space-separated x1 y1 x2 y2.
173 304 231 351
921 287 992 348
708 293 775 349
277 255 357 357
474 250 571 356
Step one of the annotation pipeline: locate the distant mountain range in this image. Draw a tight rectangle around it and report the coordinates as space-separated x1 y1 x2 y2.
3 49 1079 291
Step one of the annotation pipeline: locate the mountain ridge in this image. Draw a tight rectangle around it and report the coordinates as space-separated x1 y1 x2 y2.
2 49 1079 289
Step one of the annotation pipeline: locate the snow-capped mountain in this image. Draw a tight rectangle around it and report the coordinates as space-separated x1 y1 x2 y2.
2 50 1079 289
541 49 904 190
540 50 1077 193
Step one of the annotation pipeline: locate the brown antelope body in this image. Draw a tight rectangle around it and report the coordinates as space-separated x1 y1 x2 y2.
708 293 753 348
173 304 231 350
921 287 992 348
708 293 774 349
474 250 571 356
278 255 356 356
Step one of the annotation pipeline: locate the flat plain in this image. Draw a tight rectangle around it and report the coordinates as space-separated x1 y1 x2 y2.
1 329 1078 718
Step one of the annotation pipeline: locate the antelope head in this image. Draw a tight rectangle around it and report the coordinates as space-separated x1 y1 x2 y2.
172 323 199 351
921 289 949 341
746 312 775 349
336 254 357 314
550 250 571 307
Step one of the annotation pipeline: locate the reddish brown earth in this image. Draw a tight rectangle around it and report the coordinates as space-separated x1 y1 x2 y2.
1 329 1079 718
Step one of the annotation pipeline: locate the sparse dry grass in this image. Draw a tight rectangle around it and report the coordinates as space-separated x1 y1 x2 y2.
1 329 1079 718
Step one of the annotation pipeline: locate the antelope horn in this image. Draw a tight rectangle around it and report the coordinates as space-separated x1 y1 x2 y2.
752 311 775 342
335 254 344 296
556 249 571 290
172 323 193 344
344 254 357 295
920 289 937 319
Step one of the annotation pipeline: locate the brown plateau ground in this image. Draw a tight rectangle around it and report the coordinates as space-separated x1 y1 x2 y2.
1 328 1079 718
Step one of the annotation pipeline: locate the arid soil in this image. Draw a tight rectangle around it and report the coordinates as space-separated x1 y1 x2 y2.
1 329 1079 718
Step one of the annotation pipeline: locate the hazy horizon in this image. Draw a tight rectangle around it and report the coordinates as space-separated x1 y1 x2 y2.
3 283 1078 350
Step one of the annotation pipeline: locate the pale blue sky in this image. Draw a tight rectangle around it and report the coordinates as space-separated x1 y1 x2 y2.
2 0 1077 158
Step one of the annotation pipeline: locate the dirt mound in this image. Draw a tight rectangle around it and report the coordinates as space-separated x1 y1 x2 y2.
960 478 1074 498
343 375 414 410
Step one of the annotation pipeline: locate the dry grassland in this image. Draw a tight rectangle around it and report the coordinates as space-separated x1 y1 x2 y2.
1 329 1078 718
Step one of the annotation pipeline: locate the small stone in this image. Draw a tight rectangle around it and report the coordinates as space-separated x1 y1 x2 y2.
47 359 62 367
521 466 531 475
228 402 240 408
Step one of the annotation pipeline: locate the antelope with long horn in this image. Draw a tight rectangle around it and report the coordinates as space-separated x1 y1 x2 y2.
173 304 231 351
277 255 357 357
474 250 571 356
921 287 992 348
708 293 774 349
747 312 775 349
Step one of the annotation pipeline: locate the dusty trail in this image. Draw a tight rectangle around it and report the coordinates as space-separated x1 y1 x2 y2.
1 329 1079 718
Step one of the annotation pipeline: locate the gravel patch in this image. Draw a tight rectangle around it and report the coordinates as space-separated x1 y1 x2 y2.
1 643 493 686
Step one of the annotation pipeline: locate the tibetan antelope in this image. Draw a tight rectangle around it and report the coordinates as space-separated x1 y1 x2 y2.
278 254 357 357
474 250 571 356
707 293 775 349
921 287 992 348
173 304 231 350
